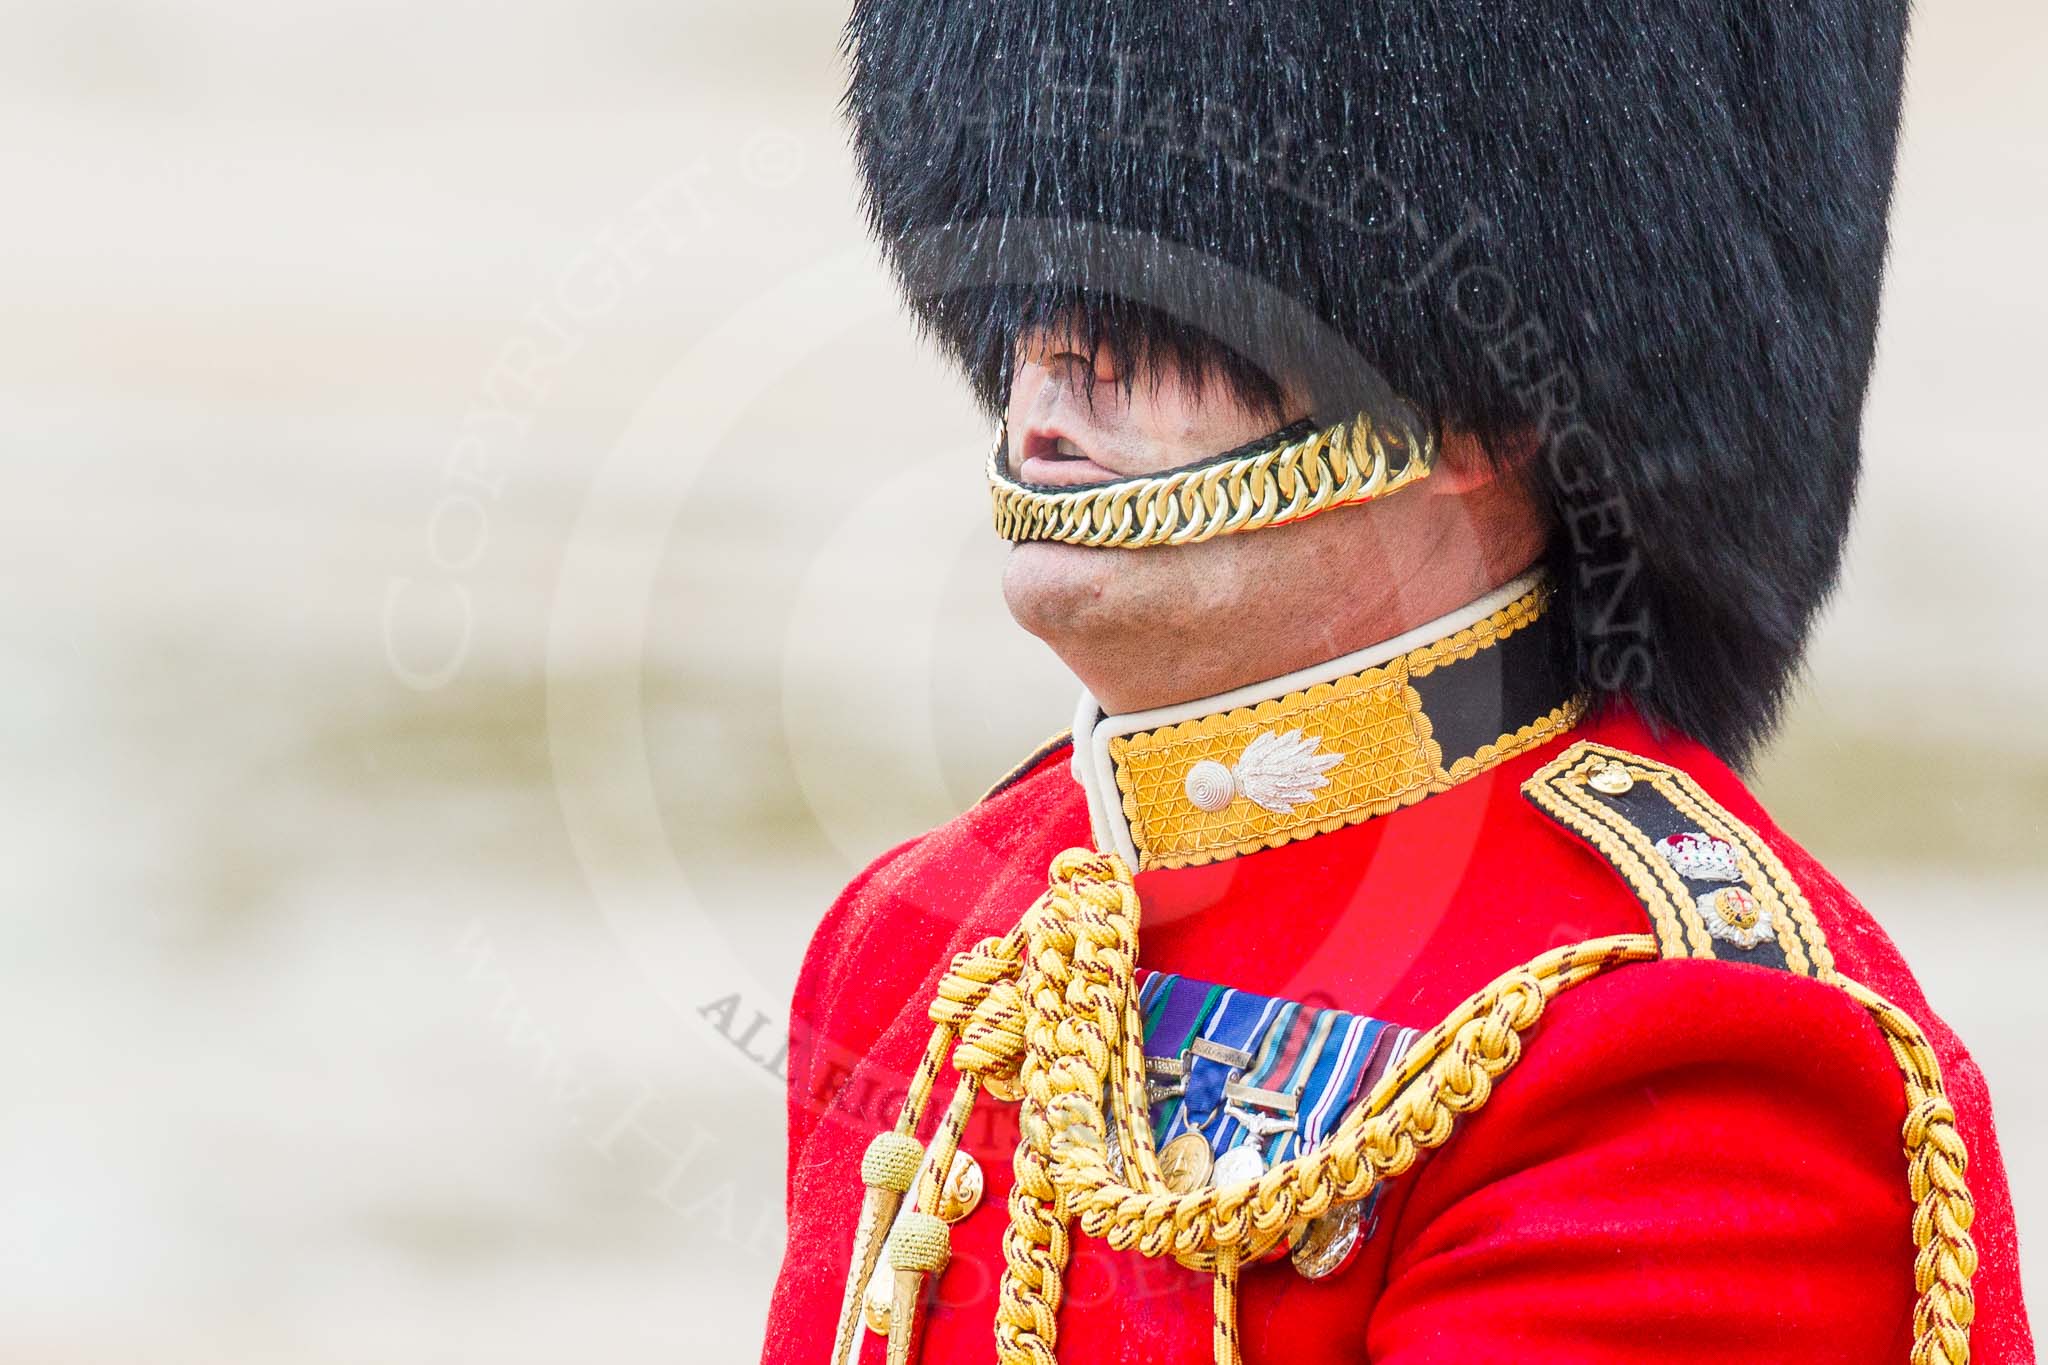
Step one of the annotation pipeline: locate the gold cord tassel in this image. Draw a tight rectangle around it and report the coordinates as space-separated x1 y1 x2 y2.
885 1211 951 1365
831 1130 925 1365
879 1076 980 1355
835 925 1032 1361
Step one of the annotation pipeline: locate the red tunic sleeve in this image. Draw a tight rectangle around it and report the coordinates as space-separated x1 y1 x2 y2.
1367 959 1943 1363
784 835 921 1209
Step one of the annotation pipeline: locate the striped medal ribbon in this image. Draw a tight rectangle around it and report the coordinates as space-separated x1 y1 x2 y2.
1136 971 1418 1212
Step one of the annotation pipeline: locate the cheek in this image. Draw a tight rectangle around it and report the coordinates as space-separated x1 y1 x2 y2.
1167 541 1258 614
1173 521 1368 634
1138 373 1288 462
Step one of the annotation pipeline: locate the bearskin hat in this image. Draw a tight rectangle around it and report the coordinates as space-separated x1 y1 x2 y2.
842 0 1911 766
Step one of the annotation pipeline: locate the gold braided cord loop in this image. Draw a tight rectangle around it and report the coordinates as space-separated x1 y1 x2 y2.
1108 980 1166 1191
1020 853 1658 1267
994 849 1139 1363
1212 1248 1242 1365
1836 977 1979 1365
932 930 1033 1099
997 1112 1071 1364
846 846 1981 1365
987 410 1435 550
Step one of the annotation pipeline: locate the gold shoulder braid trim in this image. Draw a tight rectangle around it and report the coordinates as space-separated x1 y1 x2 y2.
1519 741 1974 1363
1521 741 1836 976
987 408 1435 550
1107 580 1580 869
835 846 1980 1365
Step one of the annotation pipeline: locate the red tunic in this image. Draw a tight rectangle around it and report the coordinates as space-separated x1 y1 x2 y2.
762 707 2033 1363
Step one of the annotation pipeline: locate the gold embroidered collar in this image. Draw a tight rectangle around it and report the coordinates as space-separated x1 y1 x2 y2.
1070 572 1582 870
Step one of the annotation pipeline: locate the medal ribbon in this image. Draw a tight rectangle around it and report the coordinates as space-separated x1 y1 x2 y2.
1157 988 1279 1143
1135 970 1422 1170
1139 975 1224 1135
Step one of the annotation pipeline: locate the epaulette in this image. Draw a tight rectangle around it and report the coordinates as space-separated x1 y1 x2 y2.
1521 740 1836 980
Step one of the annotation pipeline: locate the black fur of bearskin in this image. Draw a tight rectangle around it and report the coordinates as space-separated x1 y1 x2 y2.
842 0 1911 765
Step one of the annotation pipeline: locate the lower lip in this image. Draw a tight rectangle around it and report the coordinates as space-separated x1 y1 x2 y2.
1017 455 1125 487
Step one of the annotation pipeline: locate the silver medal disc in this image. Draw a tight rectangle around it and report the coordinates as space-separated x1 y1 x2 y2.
1290 1200 1364 1279
1210 1142 1268 1188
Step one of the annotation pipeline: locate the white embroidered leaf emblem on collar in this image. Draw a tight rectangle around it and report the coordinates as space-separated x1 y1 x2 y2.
1183 730 1344 815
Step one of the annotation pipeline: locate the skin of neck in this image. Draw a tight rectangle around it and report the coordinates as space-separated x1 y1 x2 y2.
1000 333 1549 717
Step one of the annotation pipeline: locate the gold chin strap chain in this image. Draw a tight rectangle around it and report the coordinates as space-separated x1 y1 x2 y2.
987 409 1435 550
834 850 1979 1365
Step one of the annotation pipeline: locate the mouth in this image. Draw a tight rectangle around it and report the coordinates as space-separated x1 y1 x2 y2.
1016 427 1126 488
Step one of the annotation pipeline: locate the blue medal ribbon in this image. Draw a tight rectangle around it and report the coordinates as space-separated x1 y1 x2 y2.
1158 988 1280 1144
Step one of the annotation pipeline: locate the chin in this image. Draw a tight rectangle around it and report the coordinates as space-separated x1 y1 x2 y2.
1003 538 1246 644
1004 539 1217 644
1000 542 1120 639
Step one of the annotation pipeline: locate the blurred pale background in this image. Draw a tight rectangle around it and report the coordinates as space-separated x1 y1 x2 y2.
1 2 2042 1360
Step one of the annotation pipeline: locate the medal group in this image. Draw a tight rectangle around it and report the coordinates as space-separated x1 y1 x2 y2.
1131 972 1419 1279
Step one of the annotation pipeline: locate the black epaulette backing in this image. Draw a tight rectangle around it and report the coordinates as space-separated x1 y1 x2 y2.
1522 741 1835 980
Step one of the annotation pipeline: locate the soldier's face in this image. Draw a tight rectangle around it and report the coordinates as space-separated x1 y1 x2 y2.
999 327 1546 714
1001 331 1299 492
998 330 1359 711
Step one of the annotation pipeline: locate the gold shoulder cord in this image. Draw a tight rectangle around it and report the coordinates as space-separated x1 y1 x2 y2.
988 408 1435 549
831 838 1979 1365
